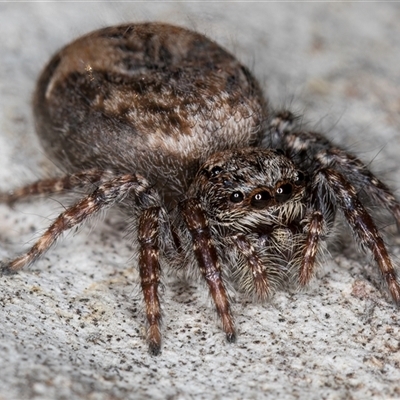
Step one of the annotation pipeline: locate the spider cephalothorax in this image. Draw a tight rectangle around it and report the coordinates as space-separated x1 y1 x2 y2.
177 148 309 302
1 22 400 355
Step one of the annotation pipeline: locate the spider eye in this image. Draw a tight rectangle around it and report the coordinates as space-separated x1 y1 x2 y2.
230 191 244 203
294 171 305 185
251 191 272 209
211 166 223 177
276 183 293 202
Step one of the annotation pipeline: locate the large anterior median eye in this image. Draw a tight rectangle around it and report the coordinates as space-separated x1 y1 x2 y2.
276 183 292 202
251 191 272 209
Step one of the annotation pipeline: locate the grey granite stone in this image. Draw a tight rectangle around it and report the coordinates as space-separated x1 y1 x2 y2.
1 3 400 399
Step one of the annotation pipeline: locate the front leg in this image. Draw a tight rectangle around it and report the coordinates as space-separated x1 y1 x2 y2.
299 180 335 286
180 198 236 343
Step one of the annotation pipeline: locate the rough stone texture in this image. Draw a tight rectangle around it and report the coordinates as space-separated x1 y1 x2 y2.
1 3 400 400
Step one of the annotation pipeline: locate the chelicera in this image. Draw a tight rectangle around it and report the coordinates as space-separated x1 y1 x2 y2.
1 22 399 355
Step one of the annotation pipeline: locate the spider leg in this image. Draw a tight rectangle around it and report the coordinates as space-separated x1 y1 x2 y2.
263 110 300 148
321 168 400 303
0 174 151 273
181 198 236 342
0 169 113 204
268 113 400 297
267 109 400 224
300 210 325 286
269 114 400 229
299 183 334 286
138 206 163 355
314 148 400 229
1 173 165 354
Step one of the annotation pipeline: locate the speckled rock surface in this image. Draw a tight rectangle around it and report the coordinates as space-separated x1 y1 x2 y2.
1 3 400 400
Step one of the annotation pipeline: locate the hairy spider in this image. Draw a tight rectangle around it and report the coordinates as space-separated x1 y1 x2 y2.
1 22 400 355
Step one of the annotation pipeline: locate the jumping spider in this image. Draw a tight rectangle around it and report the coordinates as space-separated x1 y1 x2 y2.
1 22 399 355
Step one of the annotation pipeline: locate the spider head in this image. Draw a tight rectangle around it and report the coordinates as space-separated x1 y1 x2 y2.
190 148 307 231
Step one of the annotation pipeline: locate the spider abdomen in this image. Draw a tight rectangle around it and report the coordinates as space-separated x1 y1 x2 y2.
33 22 267 203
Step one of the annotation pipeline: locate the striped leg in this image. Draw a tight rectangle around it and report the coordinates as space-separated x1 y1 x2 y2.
1 174 151 273
138 207 163 355
321 169 400 303
0 169 113 204
181 198 236 343
230 234 270 300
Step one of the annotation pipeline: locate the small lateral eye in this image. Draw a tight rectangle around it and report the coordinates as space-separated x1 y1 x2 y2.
251 191 272 209
230 191 244 203
294 171 305 185
211 166 223 177
276 183 292 202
